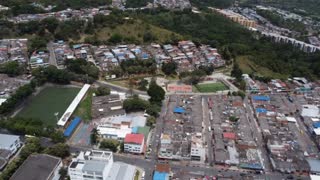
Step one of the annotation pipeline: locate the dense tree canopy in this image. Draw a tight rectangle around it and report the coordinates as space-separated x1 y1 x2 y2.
0 61 25 77
65 59 100 79
147 79 165 104
161 62 177 76
123 95 149 112
95 86 111 96
100 139 119 152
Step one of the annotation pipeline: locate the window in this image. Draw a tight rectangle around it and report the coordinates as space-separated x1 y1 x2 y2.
83 175 94 178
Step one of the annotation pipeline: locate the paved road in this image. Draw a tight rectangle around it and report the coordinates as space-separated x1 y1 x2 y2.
47 41 58 66
113 153 309 180
96 80 149 97
202 97 214 165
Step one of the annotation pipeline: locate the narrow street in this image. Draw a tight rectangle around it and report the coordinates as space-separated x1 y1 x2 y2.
202 97 213 165
47 41 58 66
244 96 272 172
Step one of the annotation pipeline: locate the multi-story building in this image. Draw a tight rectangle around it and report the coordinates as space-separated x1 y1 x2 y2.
0 134 21 156
124 133 145 154
11 154 62 180
68 150 136 180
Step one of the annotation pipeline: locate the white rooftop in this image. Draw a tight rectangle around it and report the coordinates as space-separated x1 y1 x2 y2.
0 98 7 106
97 126 132 139
0 134 20 149
57 84 90 126
301 105 319 118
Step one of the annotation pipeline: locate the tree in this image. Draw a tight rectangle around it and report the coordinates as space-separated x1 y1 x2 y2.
0 61 25 77
231 63 243 82
123 95 149 112
147 79 165 104
41 17 59 34
50 131 65 143
239 79 246 91
146 104 161 117
143 31 157 42
109 33 123 44
65 59 99 79
198 65 214 75
95 86 111 96
20 138 42 160
181 69 207 85
146 116 156 127
90 128 99 145
43 143 70 158
229 115 239 122
138 79 148 91
28 36 48 53
59 168 68 180
100 139 119 152
161 62 177 76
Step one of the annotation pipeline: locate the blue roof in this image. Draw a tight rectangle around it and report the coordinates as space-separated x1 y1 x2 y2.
256 108 267 113
73 44 82 49
64 117 81 137
239 163 263 170
132 127 138 134
174 107 185 113
253 96 270 101
153 172 168 180
313 122 320 129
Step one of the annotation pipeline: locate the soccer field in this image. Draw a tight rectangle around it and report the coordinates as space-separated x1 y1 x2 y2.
195 82 228 93
17 86 80 126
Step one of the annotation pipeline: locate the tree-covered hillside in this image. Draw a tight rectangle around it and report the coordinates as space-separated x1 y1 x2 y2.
137 9 320 79
0 0 112 15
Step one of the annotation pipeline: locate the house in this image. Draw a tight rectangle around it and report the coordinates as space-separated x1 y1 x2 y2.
10 154 62 180
190 133 205 162
124 134 145 154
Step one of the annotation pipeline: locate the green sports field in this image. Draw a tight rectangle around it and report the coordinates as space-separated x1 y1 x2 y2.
17 86 80 126
195 82 228 93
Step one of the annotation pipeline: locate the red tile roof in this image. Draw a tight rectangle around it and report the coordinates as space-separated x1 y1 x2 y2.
124 133 144 144
223 132 236 140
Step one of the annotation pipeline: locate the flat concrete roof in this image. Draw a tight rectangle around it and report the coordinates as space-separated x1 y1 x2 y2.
10 154 61 180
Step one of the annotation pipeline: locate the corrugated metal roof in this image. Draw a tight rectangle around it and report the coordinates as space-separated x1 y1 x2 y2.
252 95 270 101
64 117 81 137
153 171 168 180
124 134 144 144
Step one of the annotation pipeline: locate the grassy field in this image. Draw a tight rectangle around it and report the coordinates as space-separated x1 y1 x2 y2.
17 86 80 126
73 89 93 123
82 19 183 44
237 56 288 79
195 82 228 92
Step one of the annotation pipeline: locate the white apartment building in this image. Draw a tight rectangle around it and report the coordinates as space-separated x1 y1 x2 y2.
0 134 21 157
68 150 136 180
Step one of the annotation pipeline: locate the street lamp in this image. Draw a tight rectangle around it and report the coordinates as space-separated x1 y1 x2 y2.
54 112 59 122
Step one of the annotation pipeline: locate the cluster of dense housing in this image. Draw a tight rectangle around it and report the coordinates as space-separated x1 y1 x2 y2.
0 39 28 64
210 96 263 170
8 7 111 23
0 39 226 74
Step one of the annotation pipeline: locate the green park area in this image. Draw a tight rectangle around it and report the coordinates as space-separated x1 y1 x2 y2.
195 82 228 93
17 86 80 126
